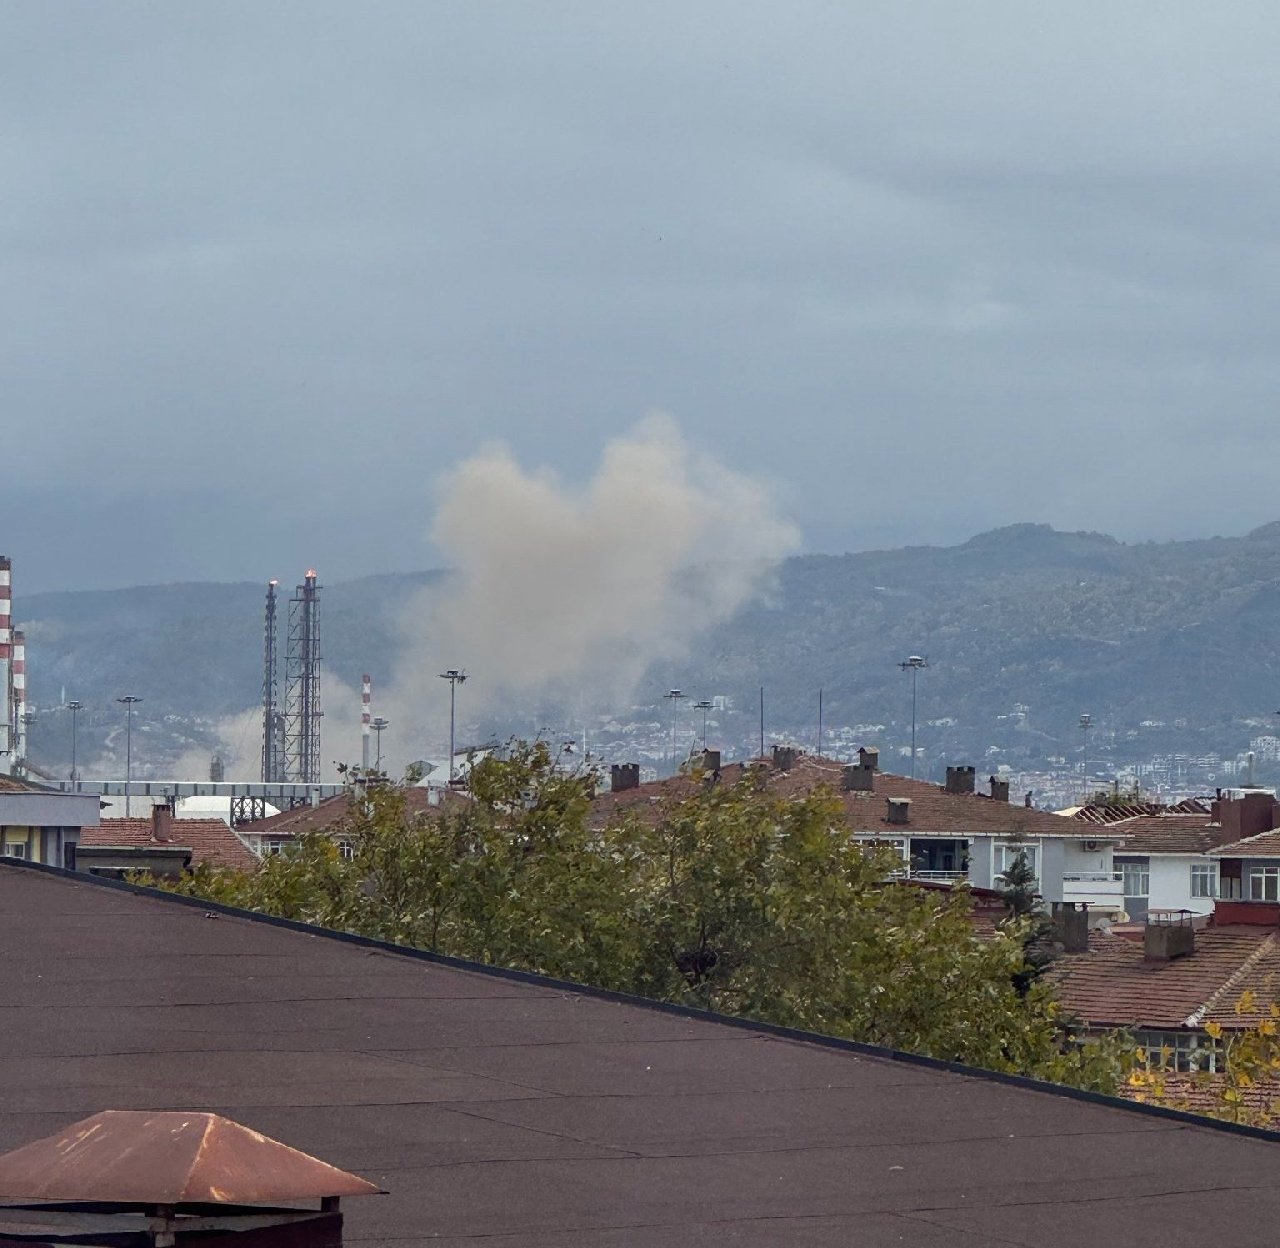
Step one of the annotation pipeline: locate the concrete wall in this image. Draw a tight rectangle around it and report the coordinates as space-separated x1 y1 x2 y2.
0 791 100 831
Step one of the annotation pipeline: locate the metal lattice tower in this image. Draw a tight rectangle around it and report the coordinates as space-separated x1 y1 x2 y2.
282 570 322 784
260 580 283 782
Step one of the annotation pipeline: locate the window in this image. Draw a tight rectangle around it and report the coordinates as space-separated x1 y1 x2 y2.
1121 861 1150 898
1249 867 1280 901
3 842 26 860
263 840 286 856
1133 1029 1220 1073
337 839 355 861
1190 864 1218 899
995 843 1038 882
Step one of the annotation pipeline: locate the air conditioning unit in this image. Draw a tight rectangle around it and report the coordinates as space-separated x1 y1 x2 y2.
1083 840 1103 852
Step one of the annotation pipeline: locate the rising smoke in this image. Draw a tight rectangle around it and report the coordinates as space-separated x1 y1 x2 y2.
385 414 799 755
182 415 798 782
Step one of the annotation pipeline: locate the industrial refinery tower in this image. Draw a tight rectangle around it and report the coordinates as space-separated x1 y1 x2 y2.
260 580 283 782
282 570 322 784
261 571 322 784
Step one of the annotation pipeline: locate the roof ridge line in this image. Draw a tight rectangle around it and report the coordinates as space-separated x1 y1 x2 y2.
1186 933 1278 1028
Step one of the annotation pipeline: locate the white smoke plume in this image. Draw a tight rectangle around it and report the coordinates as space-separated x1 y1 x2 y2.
385 414 799 751
171 415 797 782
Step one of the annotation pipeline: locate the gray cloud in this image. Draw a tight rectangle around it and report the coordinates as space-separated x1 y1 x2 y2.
4 2 1280 591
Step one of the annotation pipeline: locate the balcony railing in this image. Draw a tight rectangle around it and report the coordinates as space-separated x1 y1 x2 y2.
910 869 968 882
1062 870 1125 906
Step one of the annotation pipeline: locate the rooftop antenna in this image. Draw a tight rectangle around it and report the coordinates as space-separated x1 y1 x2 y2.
898 656 928 779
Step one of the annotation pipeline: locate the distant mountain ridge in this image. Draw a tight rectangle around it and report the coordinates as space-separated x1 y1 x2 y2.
15 523 1280 779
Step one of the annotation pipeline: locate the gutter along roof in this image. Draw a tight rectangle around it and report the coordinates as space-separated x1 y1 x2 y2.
6 861 1280 1244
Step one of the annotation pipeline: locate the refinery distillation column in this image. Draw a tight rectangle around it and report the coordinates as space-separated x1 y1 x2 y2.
282 570 322 783
261 580 282 783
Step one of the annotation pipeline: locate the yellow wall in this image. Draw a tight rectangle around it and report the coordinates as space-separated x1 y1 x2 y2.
0 826 37 862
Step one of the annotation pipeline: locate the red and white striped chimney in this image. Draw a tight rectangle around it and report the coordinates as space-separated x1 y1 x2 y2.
0 557 11 774
12 629 25 770
361 673 372 771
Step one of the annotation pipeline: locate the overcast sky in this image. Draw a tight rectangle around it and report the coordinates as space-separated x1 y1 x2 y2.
4 2 1280 593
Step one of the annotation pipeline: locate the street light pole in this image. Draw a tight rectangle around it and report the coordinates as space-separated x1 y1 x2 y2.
693 700 713 751
898 657 928 780
66 700 82 789
438 670 467 783
116 696 142 816
663 689 686 774
371 716 389 771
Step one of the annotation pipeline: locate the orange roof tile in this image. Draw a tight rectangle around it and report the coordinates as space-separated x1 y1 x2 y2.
1211 829 1280 858
1050 928 1280 1030
1108 813 1227 855
83 818 258 872
593 755 1108 839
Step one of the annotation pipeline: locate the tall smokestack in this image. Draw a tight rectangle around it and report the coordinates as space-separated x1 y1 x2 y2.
12 629 25 773
361 673 372 770
0 556 10 775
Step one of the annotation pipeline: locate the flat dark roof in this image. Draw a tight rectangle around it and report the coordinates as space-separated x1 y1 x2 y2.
4 864 1280 1246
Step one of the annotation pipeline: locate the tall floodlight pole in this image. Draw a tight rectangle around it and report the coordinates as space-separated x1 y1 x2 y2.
898 657 928 779
663 689 686 774
371 716 389 771
1079 713 1092 800
66 700 82 789
438 670 467 782
693 699 713 750
116 696 142 816
817 688 824 758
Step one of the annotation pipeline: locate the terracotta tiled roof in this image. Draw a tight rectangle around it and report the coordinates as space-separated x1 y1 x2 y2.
1050 928 1280 1030
248 786 462 839
593 755 1108 839
0 774 53 794
1107 813 1227 855
82 818 259 872
1211 829 1280 858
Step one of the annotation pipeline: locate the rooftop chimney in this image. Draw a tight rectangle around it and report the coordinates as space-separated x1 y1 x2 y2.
945 765 976 795
843 762 874 792
1213 789 1279 844
989 776 1010 802
1144 910 1195 962
151 802 175 843
701 749 722 774
1052 902 1090 954
885 797 911 826
610 763 640 793
858 746 880 772
772 745 798 772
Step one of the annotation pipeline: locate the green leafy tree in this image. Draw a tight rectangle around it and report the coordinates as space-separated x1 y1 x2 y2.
154 743 1126 1093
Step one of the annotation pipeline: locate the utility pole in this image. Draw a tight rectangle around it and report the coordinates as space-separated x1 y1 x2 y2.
116 696 142 816
898 657 928 780
817 688 824 758
759 686 765 759
438 670 467 783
